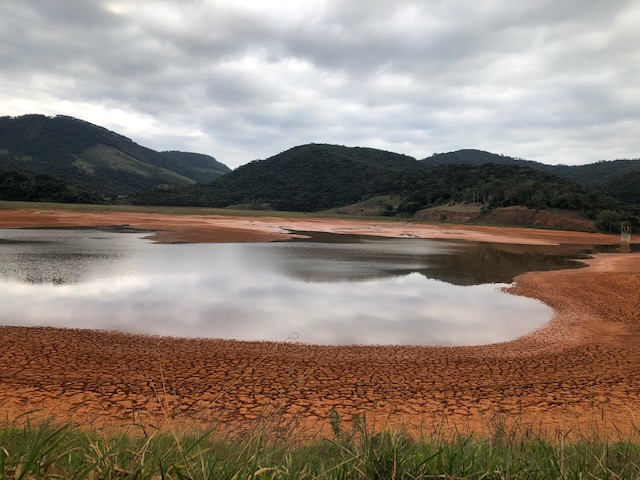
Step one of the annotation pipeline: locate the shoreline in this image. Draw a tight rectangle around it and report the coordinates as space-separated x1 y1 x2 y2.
1 208 640 438
1 207 635 245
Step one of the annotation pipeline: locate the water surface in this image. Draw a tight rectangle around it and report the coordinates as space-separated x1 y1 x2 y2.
0 228 570 346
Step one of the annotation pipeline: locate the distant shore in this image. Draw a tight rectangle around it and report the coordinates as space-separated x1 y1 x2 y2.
1 206 640 439
0 205 634 245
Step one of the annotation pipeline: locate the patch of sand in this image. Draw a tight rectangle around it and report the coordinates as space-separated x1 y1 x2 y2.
1 209 640 439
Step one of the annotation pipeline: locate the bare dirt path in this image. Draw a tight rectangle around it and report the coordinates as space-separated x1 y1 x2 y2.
1 208 639 439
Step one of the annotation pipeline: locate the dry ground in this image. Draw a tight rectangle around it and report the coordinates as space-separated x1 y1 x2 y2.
0 207 627 244
1 208 640 439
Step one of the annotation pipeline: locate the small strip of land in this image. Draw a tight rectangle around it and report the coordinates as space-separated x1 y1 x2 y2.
0 207 639 439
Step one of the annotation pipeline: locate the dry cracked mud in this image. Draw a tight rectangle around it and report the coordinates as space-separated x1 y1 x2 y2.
1 208 639 439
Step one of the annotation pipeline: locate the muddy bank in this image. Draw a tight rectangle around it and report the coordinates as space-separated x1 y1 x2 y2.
0 208 632 245
1 209 640 438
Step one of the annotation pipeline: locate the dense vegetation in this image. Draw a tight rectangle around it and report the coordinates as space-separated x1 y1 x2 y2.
132 143 422 210
600 170 640 205
555 158 640 187
132 143 639 232
3 420 640 479
423 149 558 173
160 150 231 183
2 115 638 231
0 114 229 196
398 163 618 214
0 168 105 204
423 149 640 204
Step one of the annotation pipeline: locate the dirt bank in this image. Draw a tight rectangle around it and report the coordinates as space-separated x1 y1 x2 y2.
0 208 632 245
1 209 640 438
416 205 597 232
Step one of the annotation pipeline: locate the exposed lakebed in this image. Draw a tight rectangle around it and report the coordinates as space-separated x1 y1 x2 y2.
0 228 590 345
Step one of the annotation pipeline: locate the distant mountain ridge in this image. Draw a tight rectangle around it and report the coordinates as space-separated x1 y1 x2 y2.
132 142 639 233
1 114 638 232
422 149 640 203
0 114 230 197
422 149 556 171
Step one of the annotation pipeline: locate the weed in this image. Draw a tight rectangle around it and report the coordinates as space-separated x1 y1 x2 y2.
328 409 342 440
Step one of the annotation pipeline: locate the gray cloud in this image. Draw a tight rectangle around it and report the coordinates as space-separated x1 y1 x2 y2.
1 0 639 167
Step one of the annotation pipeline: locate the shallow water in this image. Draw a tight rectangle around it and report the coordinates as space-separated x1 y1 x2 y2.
0 228 577 346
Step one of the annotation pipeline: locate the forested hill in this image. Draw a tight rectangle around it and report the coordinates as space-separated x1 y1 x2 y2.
159 151 231 183
422 149 640 204
600 170 640 205
131 143 639 232
0 169 105 204
133 144 422 211
2 115 638 231
422 149 558 173
0 114 229 197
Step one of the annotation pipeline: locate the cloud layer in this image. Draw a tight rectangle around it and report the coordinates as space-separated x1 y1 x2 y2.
1 0 639 167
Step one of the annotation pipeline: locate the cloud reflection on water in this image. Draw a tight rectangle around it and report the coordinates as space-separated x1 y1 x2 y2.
0 230 553 345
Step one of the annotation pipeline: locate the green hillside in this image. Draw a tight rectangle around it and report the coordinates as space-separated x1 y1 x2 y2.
0 114 229 197
2 115 637 232
0 168 105 204
133 143 422 210
132 143 639 232
160 151 230 183
397 163 622 217
423 149 557 173
600 170 640 205
555 159 640 187
422 149 640 204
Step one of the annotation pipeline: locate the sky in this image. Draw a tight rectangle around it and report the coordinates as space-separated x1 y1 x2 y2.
1 1 639 169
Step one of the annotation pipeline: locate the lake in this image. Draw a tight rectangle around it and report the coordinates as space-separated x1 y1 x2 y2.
0 228 586 346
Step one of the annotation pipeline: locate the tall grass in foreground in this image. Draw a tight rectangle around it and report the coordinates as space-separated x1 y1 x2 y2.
2 418 640 479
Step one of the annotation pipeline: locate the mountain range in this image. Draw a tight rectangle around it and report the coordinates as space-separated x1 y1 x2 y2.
1 114 638 232
132 143 639 232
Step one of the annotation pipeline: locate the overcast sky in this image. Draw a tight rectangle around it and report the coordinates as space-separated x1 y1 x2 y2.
1 1 639 168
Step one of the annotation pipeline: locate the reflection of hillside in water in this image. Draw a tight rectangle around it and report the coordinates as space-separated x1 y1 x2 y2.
3 252 117 284
1 228 595 287
263 236 456 283
274 233 590 286
0 230 138 284
409 242 589 285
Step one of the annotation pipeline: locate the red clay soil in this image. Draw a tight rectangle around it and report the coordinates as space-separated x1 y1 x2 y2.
0 208 631 245
416 205 597 232
1 209 640 439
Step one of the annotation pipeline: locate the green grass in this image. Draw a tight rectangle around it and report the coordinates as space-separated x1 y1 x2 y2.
2 417 640 479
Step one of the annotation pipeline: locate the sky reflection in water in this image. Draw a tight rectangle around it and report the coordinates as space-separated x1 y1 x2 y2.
0 229 556 346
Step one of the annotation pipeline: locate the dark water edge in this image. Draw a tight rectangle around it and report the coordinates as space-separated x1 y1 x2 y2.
2 226 634 286
286 230 610 285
